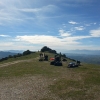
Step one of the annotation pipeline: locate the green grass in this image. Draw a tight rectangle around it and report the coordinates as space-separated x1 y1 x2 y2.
49 77 100 100
0 52 61 78
0 52 39 64
0 52 100 100
49 64 100 100
0 60 59 78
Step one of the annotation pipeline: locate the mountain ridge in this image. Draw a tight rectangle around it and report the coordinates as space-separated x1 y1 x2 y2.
0 51 17 59
65 53 100 64
65 50 100 55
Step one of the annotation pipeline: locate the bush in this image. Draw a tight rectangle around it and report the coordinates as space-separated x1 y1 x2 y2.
23 50 32 56
41 46 57 54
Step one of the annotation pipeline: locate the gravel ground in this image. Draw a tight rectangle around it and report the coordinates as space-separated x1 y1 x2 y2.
0 75 60 100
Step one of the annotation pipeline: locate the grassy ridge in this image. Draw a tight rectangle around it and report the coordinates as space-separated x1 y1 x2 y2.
0 52 59 78
0 52 100 100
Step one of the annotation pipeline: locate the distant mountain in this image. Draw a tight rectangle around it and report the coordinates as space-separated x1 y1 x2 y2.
65 53 100 65
0 51 17 59
65 50 100 55
4 50 24 53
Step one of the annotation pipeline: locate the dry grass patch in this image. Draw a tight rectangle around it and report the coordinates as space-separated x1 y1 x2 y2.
0 75 60 100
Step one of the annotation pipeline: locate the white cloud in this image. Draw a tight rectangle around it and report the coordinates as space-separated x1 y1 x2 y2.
0 31 100 51
0 42 13 47
15 27 100 49
9 28 100 51
15 35 79 52
19 8 41 13
0 0 100 51
85 22 97 27
0 0 59 26
0 0 25 25
85 24 91 26
90 29 100 37
16 35 63 46
0 35 10 37
15 34 92 48
59 29 71 37
12 34 100 51
68 21 78 24
94 23 96 25
0 41 39 51
19 5 58 13
74 26 85 31
63 36 91 41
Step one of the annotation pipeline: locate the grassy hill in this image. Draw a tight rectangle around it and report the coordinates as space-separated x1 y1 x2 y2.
0 52 100 100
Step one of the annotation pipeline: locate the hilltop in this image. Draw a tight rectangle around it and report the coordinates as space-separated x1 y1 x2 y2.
0 46 100 100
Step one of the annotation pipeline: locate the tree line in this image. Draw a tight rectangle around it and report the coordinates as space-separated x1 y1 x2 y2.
0 50 34 62
41 46 57 54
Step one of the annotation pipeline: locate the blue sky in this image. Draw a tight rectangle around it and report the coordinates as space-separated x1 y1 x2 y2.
0 0 100 52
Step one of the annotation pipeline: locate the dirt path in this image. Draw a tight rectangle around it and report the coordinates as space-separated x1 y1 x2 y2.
0 59 35 68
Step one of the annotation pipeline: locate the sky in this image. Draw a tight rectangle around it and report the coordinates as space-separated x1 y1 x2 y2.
0 0 100 52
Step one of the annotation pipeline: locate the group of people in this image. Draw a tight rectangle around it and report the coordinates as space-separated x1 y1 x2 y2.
39 53 48 61
39 53 45 57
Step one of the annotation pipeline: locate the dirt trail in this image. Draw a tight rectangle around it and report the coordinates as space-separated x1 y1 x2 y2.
0 59 34 68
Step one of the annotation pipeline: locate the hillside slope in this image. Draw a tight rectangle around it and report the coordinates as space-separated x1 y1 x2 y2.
0 52 100 100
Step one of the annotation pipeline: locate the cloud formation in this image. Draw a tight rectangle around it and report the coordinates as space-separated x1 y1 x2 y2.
90 28 100 37
0 0 100 51
74 26 85 31
13 28 100 51
59 30 71 37
0 27 100 51
14 31 92 47
0 35 10 37
68 21 78 24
